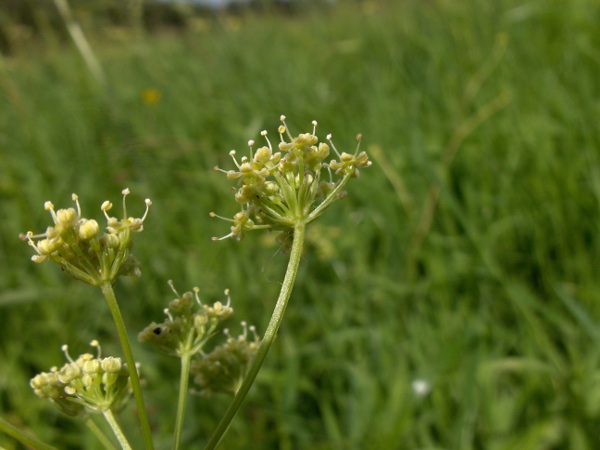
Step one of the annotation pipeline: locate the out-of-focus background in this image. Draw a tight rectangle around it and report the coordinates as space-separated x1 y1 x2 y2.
1 0 600 448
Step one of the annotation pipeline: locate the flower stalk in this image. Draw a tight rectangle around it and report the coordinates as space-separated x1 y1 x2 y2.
138 282 238 450
103 409 133 450
204 221 305 450
17 118 369 450
206 117 370 448
173 352 193 450
83 416 118 450
101 282 154 450
24 190 154 449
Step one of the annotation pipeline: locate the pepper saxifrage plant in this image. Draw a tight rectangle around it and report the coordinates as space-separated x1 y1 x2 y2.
2 116 371 450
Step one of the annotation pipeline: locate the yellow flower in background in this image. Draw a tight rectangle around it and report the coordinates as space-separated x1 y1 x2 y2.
141 88 161 105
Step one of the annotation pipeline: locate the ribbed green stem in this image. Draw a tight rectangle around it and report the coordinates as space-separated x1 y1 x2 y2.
102 409 132 450
173 351 193 449
84 415 118 450
100 282 154 450
0 417 58 450
204 222 306 450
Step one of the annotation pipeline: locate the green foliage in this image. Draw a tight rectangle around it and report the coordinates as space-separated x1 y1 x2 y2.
1 0 600 448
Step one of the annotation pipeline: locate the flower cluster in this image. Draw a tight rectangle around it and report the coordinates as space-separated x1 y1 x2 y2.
138 281 234 358
212 116 371 241
190 322 260 396
23 189 151 286
30 341 134 416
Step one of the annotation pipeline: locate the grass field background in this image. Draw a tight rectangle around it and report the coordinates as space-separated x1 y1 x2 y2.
1 0 600 448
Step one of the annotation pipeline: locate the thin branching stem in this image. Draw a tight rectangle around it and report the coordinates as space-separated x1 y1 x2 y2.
203 222 306 450
173 348 193 449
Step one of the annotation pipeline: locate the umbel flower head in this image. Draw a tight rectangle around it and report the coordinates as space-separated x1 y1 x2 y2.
212 116 371 241
138 280 234 358
191 322 261 396
30 341 134 416
22 189 151 286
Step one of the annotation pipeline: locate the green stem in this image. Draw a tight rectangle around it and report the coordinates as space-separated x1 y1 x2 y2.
53 0 106 88
204 222 306 450
84 415 118 450
173 352 193 450
102 409 133 450
307 173 352 223
100 282 154 450
0 417 58 450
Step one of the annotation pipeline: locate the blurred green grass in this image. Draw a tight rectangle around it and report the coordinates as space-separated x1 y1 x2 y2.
1 0 600 448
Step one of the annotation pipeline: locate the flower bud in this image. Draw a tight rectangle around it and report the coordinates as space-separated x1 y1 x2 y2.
78 219 100 240
263 181 279 195
83 359 101 375
101 357 122 374
194 313 209 327
30 374 48 389
55 208 78 228
170 291 194 313
36 237 63 255
82 373 97 388
101 233 120 248
204 301 234 320
58 363 82 384
317 142 330 159
240 162 253 173
235 185 254 204
253 146 272 165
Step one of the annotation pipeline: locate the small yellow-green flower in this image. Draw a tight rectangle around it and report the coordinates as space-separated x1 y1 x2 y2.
212 116 371 241
30 341 134 416
23 189 151 285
